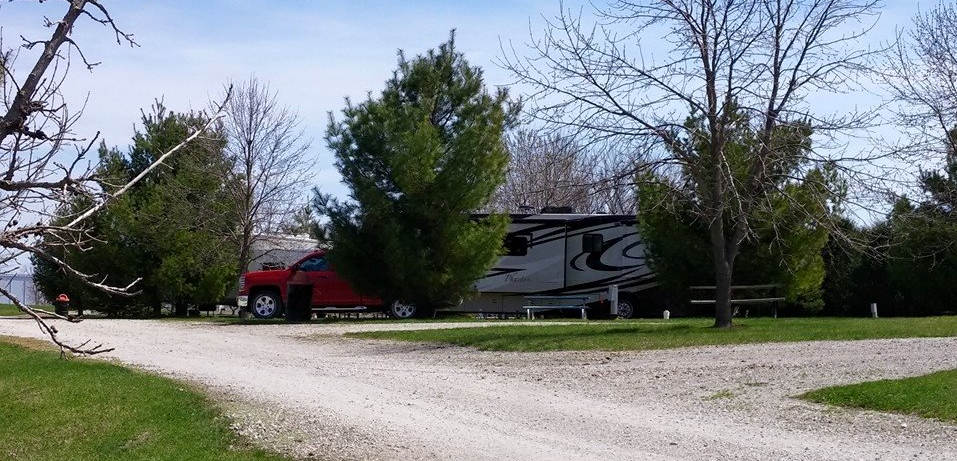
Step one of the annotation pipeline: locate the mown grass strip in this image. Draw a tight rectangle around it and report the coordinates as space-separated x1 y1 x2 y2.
0 340 288 461
802 370 957 422
0 303 23 316
347 317 957 352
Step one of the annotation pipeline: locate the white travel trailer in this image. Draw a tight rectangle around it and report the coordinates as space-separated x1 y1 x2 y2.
460 213 656 318
244 234 320 273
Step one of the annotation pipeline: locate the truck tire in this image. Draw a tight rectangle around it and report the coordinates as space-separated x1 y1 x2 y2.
617 295 638 319
251 290 282 319
386 301 434 319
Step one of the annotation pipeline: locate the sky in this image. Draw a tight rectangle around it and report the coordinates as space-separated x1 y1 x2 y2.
0 0 935 274
4 0 556 199
3 1 924 199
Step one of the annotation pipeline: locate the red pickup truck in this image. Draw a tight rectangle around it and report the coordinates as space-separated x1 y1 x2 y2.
237 250 417 319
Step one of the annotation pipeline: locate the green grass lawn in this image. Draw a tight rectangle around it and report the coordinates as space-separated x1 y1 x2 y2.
0 303 23 316
348 317 957 352
802 369 957 423
0 338 288 461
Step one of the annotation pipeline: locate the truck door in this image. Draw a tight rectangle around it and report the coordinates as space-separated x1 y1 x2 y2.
326 263 364 306
297 255 353 306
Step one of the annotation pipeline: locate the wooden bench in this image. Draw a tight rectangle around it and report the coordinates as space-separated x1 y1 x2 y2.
523 295 592 320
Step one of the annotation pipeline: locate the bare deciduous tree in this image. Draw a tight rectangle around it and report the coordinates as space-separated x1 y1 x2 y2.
492 129 595 212
590 141 644 214
505 0 886 327
883 1 957 161
217 77 312 289
0 1 229 354
490 129 641 214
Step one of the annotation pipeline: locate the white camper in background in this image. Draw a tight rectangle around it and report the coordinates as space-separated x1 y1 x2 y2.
460 213 656 318
244 234 320 273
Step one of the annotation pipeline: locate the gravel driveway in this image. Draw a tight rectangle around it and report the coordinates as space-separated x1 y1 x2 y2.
1 318 955 460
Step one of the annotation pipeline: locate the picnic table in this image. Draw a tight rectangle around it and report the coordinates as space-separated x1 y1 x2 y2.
523 295 592 320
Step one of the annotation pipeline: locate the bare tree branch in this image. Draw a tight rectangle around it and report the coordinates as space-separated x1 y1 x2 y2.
0 1 230 354
881 1 957 173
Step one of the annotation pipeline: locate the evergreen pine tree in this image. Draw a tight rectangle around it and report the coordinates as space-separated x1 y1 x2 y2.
317 34 515 317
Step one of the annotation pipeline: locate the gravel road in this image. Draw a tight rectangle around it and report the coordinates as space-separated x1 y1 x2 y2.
1 318 956 460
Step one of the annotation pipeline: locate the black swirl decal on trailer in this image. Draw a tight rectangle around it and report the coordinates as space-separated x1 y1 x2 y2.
622 237 648 261
570 235 646 272
535 270 656 295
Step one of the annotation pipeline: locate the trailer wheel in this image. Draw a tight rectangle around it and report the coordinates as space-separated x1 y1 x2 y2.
251 290 282 319
617 296 637 319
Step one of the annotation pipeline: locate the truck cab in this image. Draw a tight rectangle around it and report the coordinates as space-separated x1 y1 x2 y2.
237 250 384 319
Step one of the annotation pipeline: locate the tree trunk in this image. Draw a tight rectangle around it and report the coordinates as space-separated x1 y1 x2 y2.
709 218 734 328
713 258 733 328
705 87 734 328
152 302 162 318
174 301 188 317
237 222 254 320
238 224 252 276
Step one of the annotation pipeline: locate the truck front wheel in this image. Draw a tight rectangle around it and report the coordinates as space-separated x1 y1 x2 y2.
251 291 282 319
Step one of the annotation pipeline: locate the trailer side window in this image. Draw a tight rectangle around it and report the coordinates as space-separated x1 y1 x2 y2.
582 233 603 253
504 234 530 256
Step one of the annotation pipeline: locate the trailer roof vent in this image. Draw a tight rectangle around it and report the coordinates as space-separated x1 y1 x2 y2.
541 206 574 214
